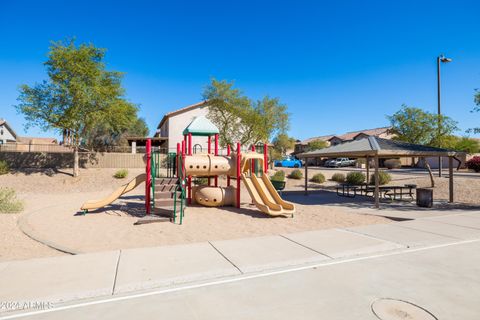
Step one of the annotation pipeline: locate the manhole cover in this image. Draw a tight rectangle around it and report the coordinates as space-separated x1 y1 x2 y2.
371 298 438 320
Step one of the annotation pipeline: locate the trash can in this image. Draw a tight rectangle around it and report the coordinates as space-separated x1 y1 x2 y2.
416 188 433 208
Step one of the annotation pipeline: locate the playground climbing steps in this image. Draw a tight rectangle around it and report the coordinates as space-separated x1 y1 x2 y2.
152 177 182 216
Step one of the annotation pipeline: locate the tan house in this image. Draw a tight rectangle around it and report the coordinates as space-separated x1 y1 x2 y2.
0 119 65 152
295 127 393 154
154 101 211 152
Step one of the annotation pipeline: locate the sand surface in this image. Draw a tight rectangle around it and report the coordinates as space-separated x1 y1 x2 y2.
1 167 478 261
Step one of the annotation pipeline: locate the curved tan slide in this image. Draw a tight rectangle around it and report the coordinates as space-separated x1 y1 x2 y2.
241 173 295 217
239 153 295 217
81 174 146 212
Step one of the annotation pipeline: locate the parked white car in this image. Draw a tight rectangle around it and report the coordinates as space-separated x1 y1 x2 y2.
325 158 356 167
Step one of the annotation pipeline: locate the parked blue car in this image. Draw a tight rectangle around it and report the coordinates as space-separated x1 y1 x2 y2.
274 157 303 168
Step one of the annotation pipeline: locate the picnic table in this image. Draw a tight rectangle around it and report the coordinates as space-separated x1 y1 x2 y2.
336 183 417 201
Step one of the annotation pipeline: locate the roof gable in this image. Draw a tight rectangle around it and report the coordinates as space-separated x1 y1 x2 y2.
156 101 208 130
0 119 17 139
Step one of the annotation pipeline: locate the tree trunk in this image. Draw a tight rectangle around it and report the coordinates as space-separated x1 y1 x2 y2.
73 146 79 177
422 157 434 187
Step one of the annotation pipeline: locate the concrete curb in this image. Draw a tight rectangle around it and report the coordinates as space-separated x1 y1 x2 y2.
17 205 82 255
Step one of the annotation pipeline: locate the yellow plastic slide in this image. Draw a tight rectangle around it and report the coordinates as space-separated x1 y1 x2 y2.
241 174 294 217
81 174 146 212
240 153 295 217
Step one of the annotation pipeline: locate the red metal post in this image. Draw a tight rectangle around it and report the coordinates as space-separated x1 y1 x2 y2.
214 134 219 186
181 140 186 178
236 142 241 208
145 138 152 215
227 144 231 186
207 135 211 186
251 145 255 176
176 143 180 178
264 143 268 174
188 133 192 155
187 134 192 203
184 134 187 154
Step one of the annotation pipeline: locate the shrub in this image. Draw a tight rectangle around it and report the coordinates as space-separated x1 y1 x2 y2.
331 173 346 182
370 171 392 185
331 173 346 183
384 159 401 169
193 177 209 185
346 172 365 185
0 160 9 175
113 169 128 179
288 169 303 180
310 173 325 184
466 156 480 172
270 170 286 182
0 188 24 213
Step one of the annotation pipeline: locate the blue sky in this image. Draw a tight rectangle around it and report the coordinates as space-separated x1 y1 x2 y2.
1 0 479 140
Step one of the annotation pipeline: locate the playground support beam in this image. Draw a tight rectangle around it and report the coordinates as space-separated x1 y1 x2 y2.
374 156 380 209
251 145 256 176
181 140 186 180
236 142 241 208
214 134 219 187
184 135 187 154
208 136 211 186
264 143 268 174
304 157 308 196
176 143 180 178
227 144 231 186
145 138 151 214
188 133 192 155
187 133 192 204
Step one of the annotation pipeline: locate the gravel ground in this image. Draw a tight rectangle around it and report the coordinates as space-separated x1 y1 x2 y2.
1 166 478 261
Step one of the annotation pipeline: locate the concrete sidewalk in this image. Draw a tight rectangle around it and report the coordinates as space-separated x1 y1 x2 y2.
1 212 479 315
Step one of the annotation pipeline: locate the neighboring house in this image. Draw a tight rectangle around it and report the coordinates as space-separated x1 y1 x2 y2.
333 127 393 142
0 119 64 152
0 119 17 144
295 127 393 154
294 135 334 154
295 127 394 166
154 101 210 151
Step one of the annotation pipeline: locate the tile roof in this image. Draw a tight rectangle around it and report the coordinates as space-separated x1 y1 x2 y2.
299 135 335 145
335 127 391 141
298 137 462 158
298 127 391 145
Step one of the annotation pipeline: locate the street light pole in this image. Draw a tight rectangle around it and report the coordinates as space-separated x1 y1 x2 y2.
436 54 452 177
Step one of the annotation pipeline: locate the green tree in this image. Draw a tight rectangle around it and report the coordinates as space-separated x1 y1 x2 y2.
203 79 290 147
85 117 149 151
272 134 296 156
387 105 458 147
306 139 328 151
16 39 138 176
454 137 480 154
470 89 480 133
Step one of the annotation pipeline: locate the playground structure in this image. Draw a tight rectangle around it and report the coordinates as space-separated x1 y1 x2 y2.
81 116 295 223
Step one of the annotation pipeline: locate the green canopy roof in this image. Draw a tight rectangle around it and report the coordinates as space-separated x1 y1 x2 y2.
182 115 219 136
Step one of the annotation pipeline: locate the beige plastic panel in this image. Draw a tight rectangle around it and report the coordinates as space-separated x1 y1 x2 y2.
194 186 236 207
184 154 235 176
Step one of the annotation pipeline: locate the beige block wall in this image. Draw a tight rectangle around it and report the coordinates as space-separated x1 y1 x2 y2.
0 151 157 169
